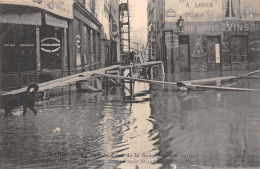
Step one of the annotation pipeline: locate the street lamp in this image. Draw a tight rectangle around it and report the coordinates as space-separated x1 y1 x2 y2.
177 16 184 31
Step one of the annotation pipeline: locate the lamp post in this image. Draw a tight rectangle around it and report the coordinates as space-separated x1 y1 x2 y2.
177 16 184 32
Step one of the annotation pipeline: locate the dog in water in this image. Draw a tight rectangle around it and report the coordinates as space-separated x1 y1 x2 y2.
3 83 39 116
22 83 39 115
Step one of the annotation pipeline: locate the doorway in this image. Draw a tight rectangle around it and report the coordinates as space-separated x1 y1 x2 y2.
207 36 221 71
179 35 190 72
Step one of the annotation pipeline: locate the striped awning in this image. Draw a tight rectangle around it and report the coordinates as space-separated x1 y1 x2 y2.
45 13 68 28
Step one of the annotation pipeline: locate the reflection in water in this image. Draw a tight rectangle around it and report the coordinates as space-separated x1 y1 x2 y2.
0 71 260 169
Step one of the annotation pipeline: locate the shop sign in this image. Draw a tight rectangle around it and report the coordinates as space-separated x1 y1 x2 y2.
41 37 61 53
166 9 177 18
4 44 15 47
20 44 35 47
4 44 35 47
0 0 73 19
76 35 81 49
215 43 220 63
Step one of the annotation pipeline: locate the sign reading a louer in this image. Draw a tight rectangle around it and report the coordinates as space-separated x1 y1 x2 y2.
0 0 73 19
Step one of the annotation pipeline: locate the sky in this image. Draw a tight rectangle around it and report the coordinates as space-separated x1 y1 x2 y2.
129 0 148 46
129 0 147 30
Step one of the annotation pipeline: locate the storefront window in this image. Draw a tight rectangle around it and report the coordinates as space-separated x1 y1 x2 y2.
90 29 94 63
74 19 82 67
93 31 96 63
83 26 88 65
40 26 62 69
97 33 101 62
2 24 36 73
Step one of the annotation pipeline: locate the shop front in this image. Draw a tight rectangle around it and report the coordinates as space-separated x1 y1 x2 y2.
163 21 260 72
68 1 102 75
0 1 72 91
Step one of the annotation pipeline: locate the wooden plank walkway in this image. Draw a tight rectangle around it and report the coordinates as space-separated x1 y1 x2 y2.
1 65 120 96
119 61 163 69
1 62 259 96
1 61 163 96
95 73 177 86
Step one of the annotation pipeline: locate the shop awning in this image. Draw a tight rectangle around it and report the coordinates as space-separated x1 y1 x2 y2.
0 12 42 25
45 13 68 28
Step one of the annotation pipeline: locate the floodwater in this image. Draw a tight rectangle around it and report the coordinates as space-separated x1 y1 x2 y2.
0 71 260 169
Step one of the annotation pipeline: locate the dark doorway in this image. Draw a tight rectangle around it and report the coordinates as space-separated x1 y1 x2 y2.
230 35 247 63
179 35 190 72
207 36 221 71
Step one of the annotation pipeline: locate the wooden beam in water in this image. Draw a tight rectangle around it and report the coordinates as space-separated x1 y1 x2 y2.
238 69 260 78
1 65 121 96
119 61 163 69
186 84 259 92
246 76 260 79
182 76 237 85
95 73 178 86
96 73 259 92
180 69 260 85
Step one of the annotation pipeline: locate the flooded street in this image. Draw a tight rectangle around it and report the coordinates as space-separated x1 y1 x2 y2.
0 71 260 169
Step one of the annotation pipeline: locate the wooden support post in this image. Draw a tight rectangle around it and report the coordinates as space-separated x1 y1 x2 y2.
96 77 103 91
130 67 133 77
82 82 98 92
62 28 67 77
106 70 120 84
150 66 154 80
216 79 221 86
119 69 124 84
161 63 165 82
36 26 41 72
76 81 83 92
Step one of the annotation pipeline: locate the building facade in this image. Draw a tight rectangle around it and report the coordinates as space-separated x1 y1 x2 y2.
148 0 260 72
0 0 73 91
0 0 121 91
68 0 102 75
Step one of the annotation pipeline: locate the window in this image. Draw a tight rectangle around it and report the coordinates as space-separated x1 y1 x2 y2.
83 26 88 65
89 0 95 13
224 0 240 18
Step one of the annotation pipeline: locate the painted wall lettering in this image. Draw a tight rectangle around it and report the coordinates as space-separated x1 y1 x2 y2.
249 40 260 52
222 41 230 53
179 22 260 33
165 0 221 21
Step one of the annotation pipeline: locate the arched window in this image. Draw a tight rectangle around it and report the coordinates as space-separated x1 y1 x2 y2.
223 0 240 18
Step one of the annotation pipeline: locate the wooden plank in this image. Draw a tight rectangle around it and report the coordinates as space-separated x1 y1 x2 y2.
120 61 163 69
81 83 98 92
182 76 237 85
1 65 121 96
95 73 178 86
186 84 259 92
246 76 260 79
97 73 259 92
1 63 163 96
238 69 260 78
181 69 260 85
